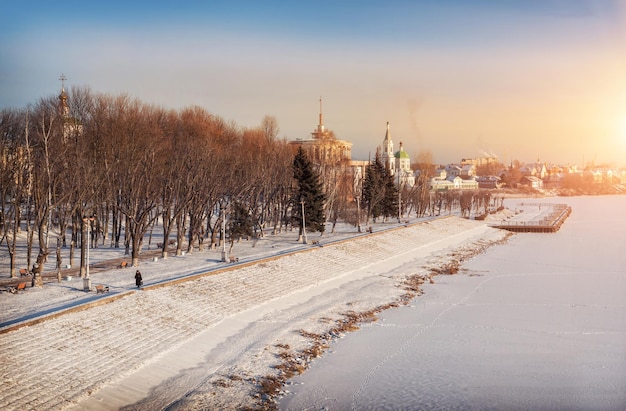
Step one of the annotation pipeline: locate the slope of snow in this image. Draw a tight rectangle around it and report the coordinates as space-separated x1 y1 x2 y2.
0 216 508 410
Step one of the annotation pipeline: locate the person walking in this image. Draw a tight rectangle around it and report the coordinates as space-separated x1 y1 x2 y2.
135 270 143 288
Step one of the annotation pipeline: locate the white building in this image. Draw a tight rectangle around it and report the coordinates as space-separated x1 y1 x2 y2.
380 122 415 187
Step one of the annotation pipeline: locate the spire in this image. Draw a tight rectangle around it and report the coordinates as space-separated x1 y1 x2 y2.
319 96 323 127
317 96 325 136
384 121 391 142
59 73 66 92
382 121 394 173
311 97 326 139
58 74 69 117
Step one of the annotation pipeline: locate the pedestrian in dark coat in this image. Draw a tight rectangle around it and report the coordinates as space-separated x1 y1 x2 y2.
135 270 143 288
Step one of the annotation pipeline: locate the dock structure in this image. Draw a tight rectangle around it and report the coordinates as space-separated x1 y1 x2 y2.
492 203 572 233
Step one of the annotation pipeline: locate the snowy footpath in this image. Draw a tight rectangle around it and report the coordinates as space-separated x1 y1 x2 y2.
0 216 508 410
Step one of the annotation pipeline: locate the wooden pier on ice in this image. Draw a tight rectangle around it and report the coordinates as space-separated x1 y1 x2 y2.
491 203 572 233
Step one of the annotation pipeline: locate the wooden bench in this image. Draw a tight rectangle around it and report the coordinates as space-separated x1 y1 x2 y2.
119 261 128 269
19 268 29 276
156 239 176 249
95 285 109 294
229 256 239 263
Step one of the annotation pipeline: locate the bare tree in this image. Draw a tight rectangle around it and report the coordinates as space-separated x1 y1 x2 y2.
0 108 30 277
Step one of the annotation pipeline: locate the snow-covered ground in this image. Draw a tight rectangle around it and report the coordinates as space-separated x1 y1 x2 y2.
3 197 622 410
0 213 510 410
280 195 626 410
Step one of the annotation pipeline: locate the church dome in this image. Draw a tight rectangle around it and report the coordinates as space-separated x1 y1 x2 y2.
395 142 410 159
395 150 410 159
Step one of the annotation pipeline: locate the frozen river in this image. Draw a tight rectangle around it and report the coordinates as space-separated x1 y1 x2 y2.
280 196 626 410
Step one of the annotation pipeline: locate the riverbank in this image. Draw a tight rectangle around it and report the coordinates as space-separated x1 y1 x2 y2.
0 216 509 410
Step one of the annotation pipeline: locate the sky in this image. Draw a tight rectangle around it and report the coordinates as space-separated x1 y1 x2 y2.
2 0 626 166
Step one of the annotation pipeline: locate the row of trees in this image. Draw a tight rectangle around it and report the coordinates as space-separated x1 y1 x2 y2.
1 87 498 279
1 88 330 278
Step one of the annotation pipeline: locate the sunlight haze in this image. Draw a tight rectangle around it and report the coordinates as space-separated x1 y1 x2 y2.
2 0 626 165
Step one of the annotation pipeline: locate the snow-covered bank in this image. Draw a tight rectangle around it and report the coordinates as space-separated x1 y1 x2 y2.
0 216 508 410
280 195 626 410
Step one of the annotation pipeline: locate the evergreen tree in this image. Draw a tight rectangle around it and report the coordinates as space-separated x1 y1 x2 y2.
228 201 254 252
362 151 386 222
292 147 326 236
362 150 398 222
382 166 399 220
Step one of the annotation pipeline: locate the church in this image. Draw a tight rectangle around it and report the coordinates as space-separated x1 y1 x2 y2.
380 122 415 187
289 101 416 200
58 74 83 143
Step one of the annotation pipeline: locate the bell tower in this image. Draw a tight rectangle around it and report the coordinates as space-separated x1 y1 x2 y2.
381 122 395 174
58 74 69 118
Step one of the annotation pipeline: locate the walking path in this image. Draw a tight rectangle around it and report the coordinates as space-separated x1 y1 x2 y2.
0 217 508 410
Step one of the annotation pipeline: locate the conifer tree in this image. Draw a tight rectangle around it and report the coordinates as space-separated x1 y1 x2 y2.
292 147 326 237
228 201 253 248
382 166 399 220
362 151 386 222
362 150 398 222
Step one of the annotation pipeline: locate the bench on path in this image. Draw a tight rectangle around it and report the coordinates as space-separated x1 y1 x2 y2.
19 268 29 276
156 239 177 249
229 256 239 263
95 285 109 294
119 261 128 269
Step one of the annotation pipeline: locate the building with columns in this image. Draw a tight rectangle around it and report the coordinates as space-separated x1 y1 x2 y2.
289 98 352 165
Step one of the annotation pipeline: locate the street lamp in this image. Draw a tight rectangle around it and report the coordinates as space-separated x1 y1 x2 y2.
300 199 308 244
83 217 93 291
356 197 362 233
220 206 228 262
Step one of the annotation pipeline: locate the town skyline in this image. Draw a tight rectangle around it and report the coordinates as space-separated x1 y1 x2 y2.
2 1 626 166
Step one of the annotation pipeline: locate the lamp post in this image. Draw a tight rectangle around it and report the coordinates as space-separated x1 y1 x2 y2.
221 206 227 262
356 197 361 233
83 217 92 291
300 199 308 244
398 187 402 223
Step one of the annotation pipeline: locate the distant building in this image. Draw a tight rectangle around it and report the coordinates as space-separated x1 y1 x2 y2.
289 98 352 165
476 176 502 189
380 122 415 187
460 164 476 179
290 99 364 202
445 164 461 179
451 176 478 190
520 176 544 189
58 74 83 143
520 162 547 179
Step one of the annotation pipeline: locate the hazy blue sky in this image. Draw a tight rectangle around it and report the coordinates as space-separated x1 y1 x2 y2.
2 1 626 165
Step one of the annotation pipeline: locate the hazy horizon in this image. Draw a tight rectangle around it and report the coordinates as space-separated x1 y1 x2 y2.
2 1 626 166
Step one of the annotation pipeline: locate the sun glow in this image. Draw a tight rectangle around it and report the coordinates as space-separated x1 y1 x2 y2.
620 116 626 146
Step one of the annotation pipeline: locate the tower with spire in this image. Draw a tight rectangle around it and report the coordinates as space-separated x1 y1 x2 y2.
290 98 352 165
57 74 83 143
58 74 69 118
379 122 415 187
381 122 395 174
311 97 331 140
